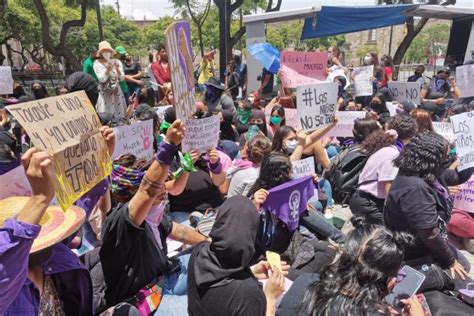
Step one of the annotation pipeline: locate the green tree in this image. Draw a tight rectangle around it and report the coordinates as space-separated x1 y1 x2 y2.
142 16 176 50
405 23 450 63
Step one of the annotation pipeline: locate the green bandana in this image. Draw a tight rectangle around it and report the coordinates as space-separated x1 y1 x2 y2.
160 121 171 134
173 152 197 179
236 108 251 125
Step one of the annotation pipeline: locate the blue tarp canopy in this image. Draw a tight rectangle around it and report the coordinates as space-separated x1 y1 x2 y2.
301 5 418 40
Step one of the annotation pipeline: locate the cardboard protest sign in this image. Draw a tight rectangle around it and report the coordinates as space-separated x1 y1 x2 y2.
453 175 474 213
0 166 32 199
155 105 173 122
6 91 112 211
112 119 154 161
386 102 397 117
456 64 474 98
165 21 195 122
280 51 327 88
327 111 366 137
388 82 421 104
451 111 474 171
296 82 337 132
353 66 373 97
264 107 299 129
433 122 455 143
0 66 14 95
182 115 220 153
292 157 316 179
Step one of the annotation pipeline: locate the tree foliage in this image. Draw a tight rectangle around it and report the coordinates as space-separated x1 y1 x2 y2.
405 23 450 63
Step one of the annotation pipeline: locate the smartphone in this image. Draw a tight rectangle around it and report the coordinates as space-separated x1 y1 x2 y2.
385 265 425 309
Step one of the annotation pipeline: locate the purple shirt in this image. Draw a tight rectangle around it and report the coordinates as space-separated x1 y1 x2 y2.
0 179 109 315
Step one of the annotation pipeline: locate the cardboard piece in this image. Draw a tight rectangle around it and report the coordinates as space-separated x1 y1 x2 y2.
353 66 374 97
456 64 474 98
432 122 455 143
6 91 112 211
451 111 474 171
182 115 220 153
165 21 195 122
0 66 14 95
388 82 421 104
266 250 283 272
453 175 474 213
112 119 154 161
327 111 367 137
296 82 338 132
280 51 327 88
292 157 316 179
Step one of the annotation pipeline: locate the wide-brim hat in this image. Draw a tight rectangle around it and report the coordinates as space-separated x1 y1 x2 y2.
0 196 86 253
96 41 116 58
205 77 225 90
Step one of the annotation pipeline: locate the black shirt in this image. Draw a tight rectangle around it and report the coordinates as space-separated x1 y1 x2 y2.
168 168 224 213
123 61 142 92
187 243 267 316
99 203 174 307
261 68 274 95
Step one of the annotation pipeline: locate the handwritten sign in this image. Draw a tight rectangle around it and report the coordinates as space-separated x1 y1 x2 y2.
327 66 349 89
264 107 299 129
453 175 474 213
386 102 398 117
327 111 367 137
0 166 32 199
456 64 474 98
433 122 455 143
155 105 173 122
6 91 112 211
296 82 337 132
280 51 327 88
353 66 373 97
112 119 154 161
388 82 421 104
292 157 316 179
451 111 474 171
165 21 195 122
0 66 14 95
182 115 220 153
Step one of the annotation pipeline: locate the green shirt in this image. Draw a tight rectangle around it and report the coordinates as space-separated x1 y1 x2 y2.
82 56 98 81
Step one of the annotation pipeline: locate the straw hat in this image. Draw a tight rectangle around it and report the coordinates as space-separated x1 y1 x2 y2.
0 196 86 253
96 41 116 58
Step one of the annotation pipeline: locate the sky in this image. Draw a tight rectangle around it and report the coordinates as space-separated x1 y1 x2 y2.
102 0 474 20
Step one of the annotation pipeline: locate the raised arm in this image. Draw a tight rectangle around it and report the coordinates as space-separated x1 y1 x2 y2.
128 120 185 226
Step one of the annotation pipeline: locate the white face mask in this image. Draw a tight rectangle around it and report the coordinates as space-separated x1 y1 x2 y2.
364 56 373 65
286 139 298 154
102 52 112 61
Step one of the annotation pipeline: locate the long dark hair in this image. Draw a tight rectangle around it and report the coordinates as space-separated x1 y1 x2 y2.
370 92 389 115
269 105 286 126
301 217 413 316
352 118 380 143
394 132 449 183
270 126 296 154
248 152 292 196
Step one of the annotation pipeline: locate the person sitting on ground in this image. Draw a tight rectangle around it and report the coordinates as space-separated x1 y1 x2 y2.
410 108 433 134
350 115 417 225
408 64 429 85
202 77 235 114
366 92 391 125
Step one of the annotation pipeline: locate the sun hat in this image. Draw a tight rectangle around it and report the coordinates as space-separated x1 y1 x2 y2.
96 41 116 58
115 46 127 56
205 77 225 90
0 196 86 253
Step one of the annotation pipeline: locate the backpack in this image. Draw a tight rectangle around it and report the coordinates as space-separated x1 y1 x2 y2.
323 145 368 204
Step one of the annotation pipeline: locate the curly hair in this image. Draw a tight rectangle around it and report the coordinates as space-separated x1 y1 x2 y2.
410 109 433 134
387 114 417 141
271 126 296 154
394 132 449 183
248 152 292 196
301 216 414 316
360 130 396 156
246 135 272 164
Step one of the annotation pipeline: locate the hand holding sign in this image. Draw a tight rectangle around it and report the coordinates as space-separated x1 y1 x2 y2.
21 148 56 201
100 126 116 154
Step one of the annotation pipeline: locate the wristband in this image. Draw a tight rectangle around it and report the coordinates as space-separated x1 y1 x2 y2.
155 141 178 166
208 158 222 174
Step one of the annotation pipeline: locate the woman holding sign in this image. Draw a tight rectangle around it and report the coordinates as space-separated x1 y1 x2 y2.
93 41 127 117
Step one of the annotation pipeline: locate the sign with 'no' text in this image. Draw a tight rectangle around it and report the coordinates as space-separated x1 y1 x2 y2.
296 82 337 132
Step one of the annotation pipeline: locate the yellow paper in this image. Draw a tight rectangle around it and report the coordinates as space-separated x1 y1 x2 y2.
266 251 282 272
6 91 112 211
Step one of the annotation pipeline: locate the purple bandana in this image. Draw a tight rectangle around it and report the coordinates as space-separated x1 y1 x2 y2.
262 176 315 232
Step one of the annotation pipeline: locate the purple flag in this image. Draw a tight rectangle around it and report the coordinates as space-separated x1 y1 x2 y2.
262 176 315 232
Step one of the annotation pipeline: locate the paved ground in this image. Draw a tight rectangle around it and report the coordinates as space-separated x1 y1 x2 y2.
331 204 474 280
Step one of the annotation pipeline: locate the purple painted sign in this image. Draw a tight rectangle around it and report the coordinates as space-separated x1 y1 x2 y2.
262 176 315 232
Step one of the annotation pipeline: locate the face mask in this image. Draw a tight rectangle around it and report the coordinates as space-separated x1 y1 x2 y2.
286 139 298 154
270 115 282 125
363 56 373 65
102 52 112 61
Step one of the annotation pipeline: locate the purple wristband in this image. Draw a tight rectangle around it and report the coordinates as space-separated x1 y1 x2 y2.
208 158 222 174
156 141 178 165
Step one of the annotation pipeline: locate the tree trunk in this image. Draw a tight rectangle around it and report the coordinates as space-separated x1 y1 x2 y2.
0 0 7 18
197 24 205 57
33 0 87 73
392 17 429 77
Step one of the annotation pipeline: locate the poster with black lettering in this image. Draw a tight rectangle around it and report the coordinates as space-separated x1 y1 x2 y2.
450 111 474 171
292 157 315 179
6 91 112 211
165 21 195 122
112 119 154 161
296 82 337 132
388 82 421 104
456 64 474 98
182 115 220 153
353 66 373 97
0 66 13 95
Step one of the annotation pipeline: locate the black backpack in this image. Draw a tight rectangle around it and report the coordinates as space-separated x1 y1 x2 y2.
324 145 368 204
